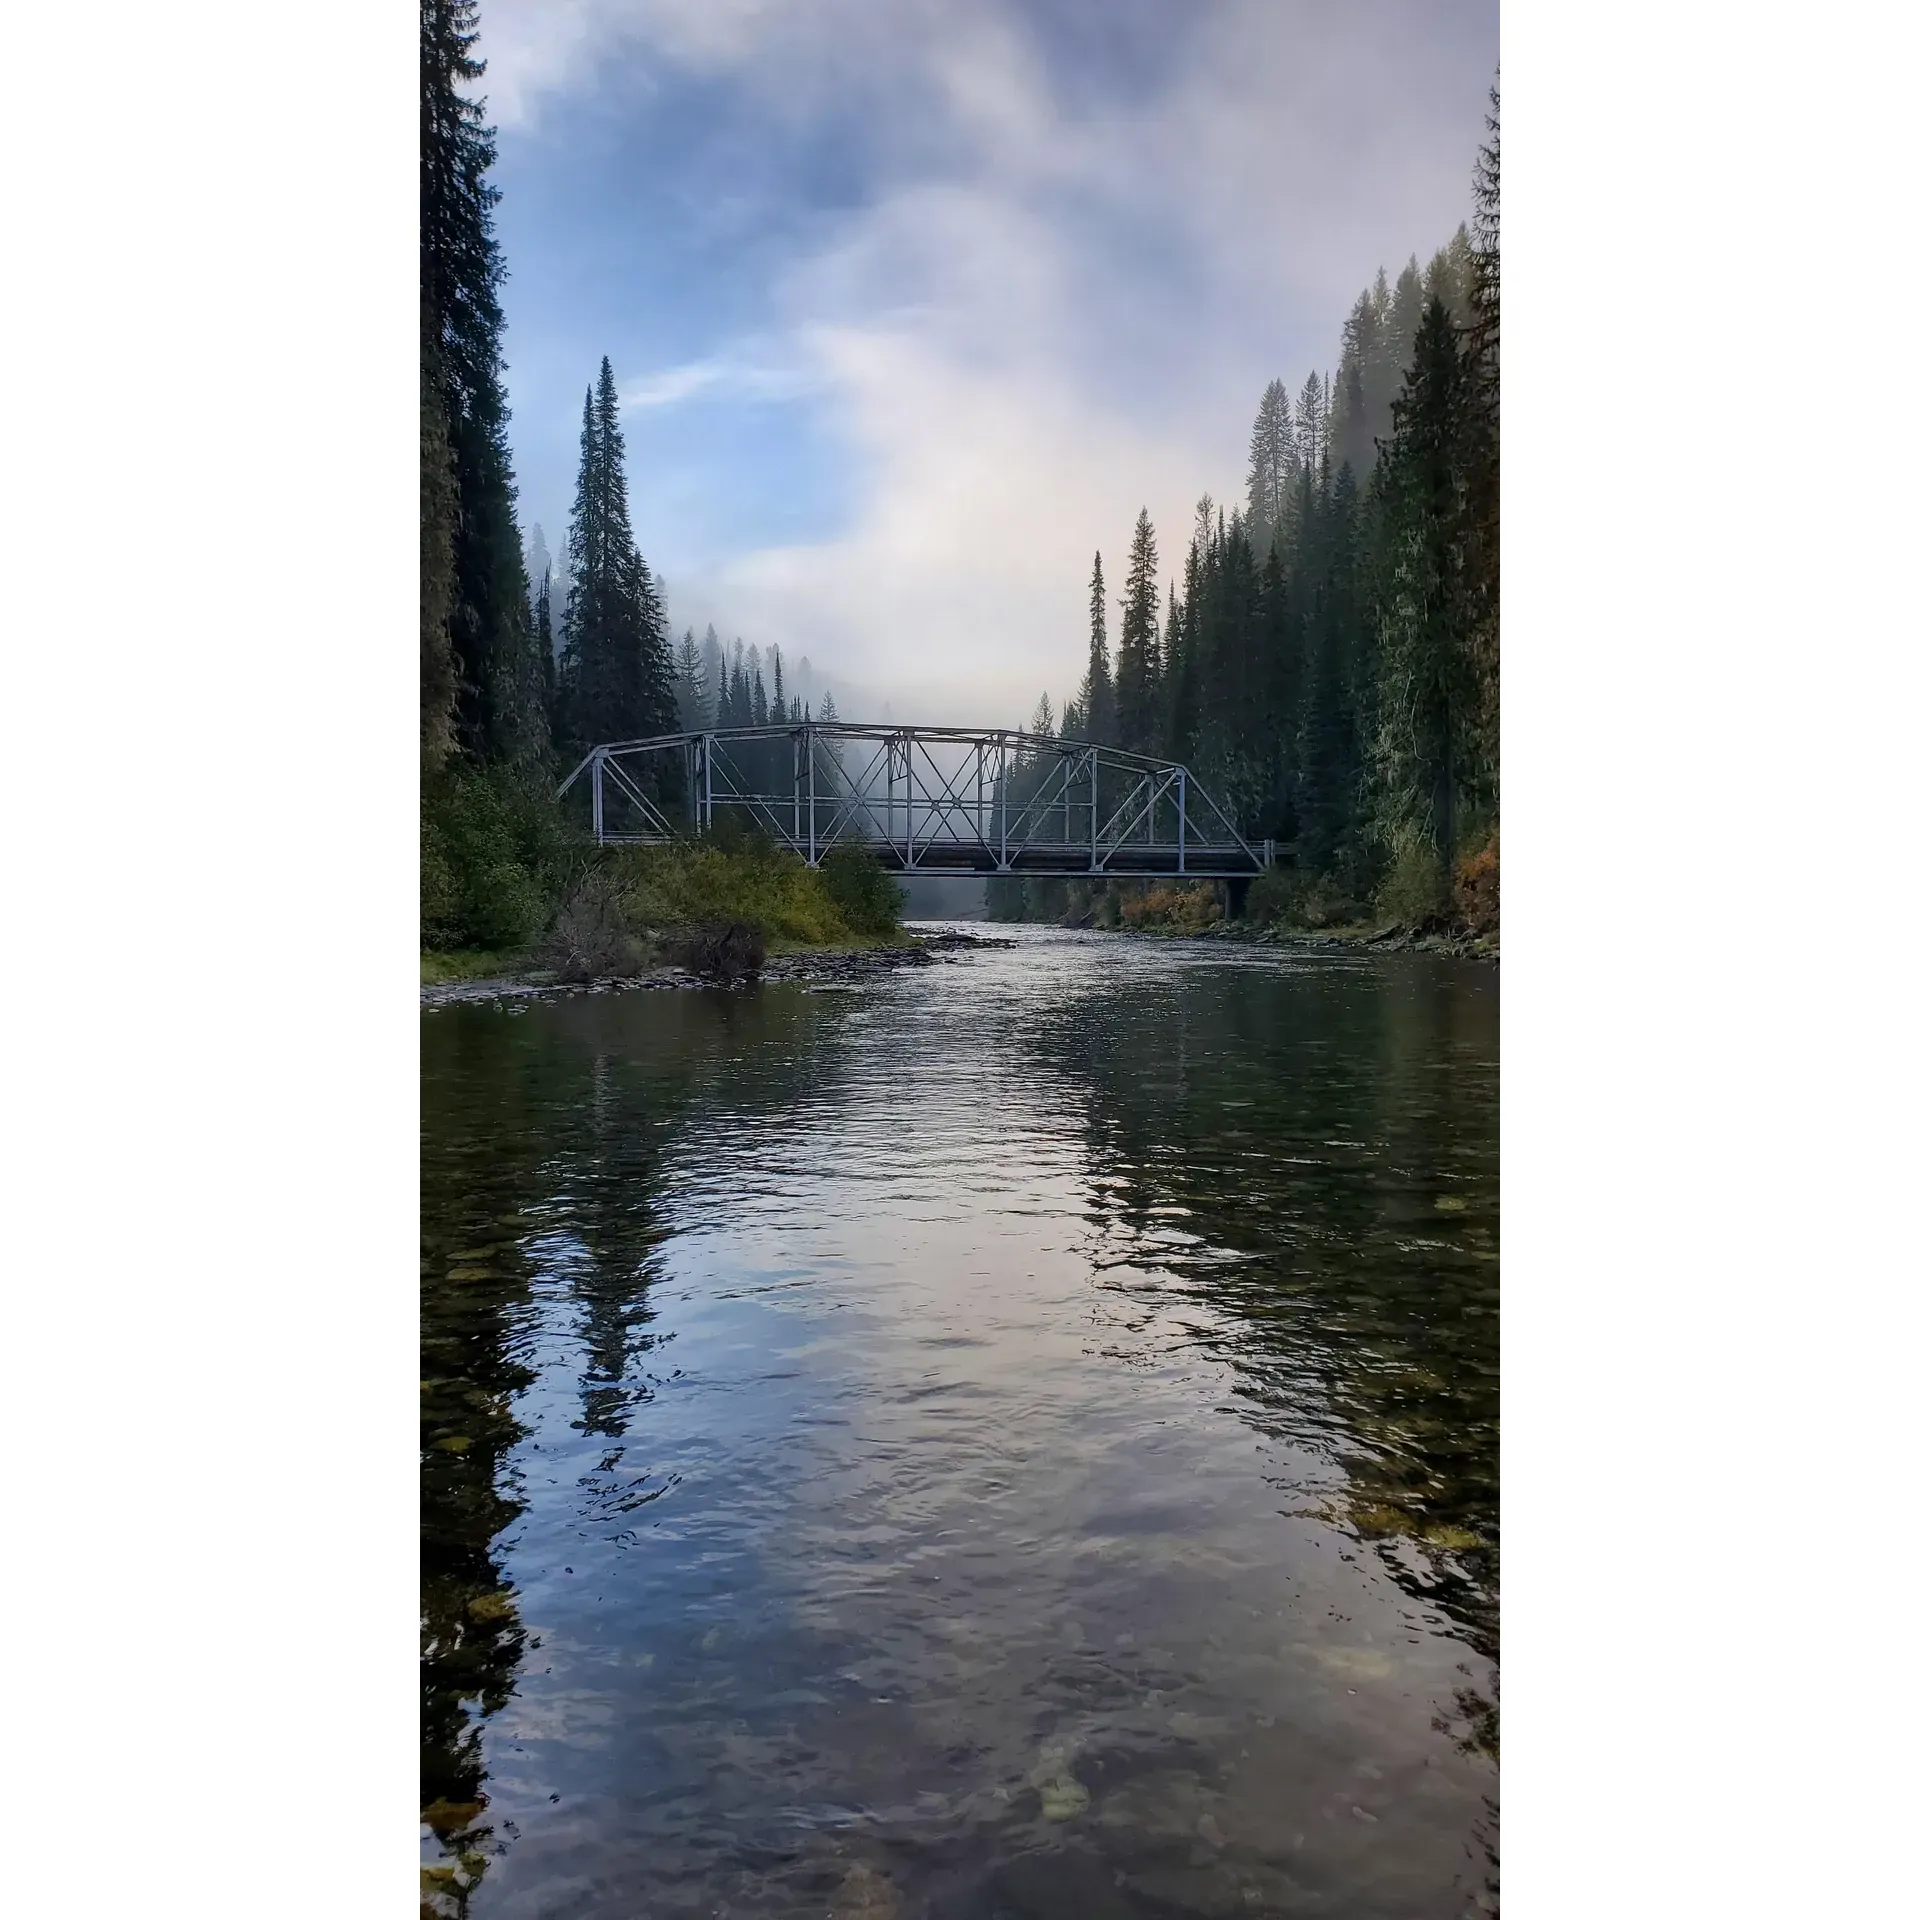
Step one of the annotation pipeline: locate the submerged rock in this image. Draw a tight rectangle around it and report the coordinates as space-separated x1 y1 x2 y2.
830 1860 901 1919
1029 1746 1092 1821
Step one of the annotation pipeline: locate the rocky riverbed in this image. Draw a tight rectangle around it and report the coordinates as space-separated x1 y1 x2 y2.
421 928 1016 1010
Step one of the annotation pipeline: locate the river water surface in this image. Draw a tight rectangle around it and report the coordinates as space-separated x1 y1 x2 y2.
422 928 1498 1918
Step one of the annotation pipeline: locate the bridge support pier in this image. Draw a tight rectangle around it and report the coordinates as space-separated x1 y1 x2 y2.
1224 876 1251 921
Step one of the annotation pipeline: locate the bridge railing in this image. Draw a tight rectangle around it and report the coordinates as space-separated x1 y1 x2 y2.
556 723 1276 878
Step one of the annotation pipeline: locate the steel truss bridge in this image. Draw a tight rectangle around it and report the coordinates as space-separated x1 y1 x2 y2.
557 724 1277 878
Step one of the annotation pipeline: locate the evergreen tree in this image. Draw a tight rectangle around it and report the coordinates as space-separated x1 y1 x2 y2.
1423 225 1475 326
1371 300 1479 869
420 335 458 767
1082 552 1116 744
1245 380 1296 559
1114 509 1160 754
560 358 677 752
1030 691 1054 738
1329 360 1369 482
1251 539 1298 837
1462 81 1501 800
1295 461 1366 871
724 643 748 730
1158 581 1186 761
1295 372 1326 484
674 628 707 730
523 524 551 613
420 0 544 766
1361 266 1400 454
534 568 555 719
1386 257 1425 378
1162 509 1209 765
770 646 787 724
700 625 725 723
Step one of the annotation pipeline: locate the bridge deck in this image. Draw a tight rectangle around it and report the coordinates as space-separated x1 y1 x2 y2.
596 833 1279 876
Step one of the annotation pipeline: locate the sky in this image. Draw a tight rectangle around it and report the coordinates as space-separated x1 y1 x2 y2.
480 0 1498 726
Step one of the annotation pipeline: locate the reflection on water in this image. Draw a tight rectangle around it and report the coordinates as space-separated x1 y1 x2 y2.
422 930 1498 1917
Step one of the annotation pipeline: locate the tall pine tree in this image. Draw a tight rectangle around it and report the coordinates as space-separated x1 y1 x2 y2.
559 358 678 753
1462 81 1501 806
1371 301 1478 870
420 0 545 767
1114 510 1160 754
1245 380 1296 560
1081 552 1116 744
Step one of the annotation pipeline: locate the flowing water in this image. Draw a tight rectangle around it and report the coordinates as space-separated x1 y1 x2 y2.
422 928 1498 1919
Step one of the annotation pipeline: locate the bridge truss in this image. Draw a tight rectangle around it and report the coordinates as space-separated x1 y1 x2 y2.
557 724 1275 878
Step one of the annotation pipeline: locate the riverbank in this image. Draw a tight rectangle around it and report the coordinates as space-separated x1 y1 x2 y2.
1197 920 1497 961
421 928 1015 1009
981 913 1496 962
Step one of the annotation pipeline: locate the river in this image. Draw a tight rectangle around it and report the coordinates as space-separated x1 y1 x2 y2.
422 927 1499 1918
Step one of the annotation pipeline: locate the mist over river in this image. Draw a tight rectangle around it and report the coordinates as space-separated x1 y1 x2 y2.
422 927 1498 1918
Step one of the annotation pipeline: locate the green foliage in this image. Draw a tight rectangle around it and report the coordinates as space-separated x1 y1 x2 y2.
556 360 679 760
1079 551 1116 745
607 840 902 950
819 845 906 938
1113 509 1161 754
1374 830 1451 929
421 761 579 951
420 340 458 769
1371 300 1482 869
1247 864 1365 931
1118 883 1222 933
420 0 546 769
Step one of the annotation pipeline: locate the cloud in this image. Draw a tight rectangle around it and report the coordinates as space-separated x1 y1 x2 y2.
619 354 820 410
487 0 1497 723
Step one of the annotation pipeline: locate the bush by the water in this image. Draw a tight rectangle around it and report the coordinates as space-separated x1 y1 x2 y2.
422 760 911 970
1373 833 1453 931
1247 865 1367 931
422 761 578 951
613 838 898 949
664 920 768 981
526 837 906 981
1118 883 1223 933
1454 830 1499 936
539 868 650 982
819 845 906 936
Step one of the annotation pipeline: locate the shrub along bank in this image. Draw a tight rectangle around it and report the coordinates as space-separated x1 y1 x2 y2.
985 826 1497 947
422 765 908 979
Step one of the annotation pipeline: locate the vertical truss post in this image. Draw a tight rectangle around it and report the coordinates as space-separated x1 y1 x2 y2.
998 734 1008 870
905 737 915 868
975 744 984 858
1090 747 1099 871
1177 767 1186 875
792 730 801 846
702 733 713 832
807 726 817 865
592 751 605 843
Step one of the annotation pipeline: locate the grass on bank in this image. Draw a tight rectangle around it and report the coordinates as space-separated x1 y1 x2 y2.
420 946 539 985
